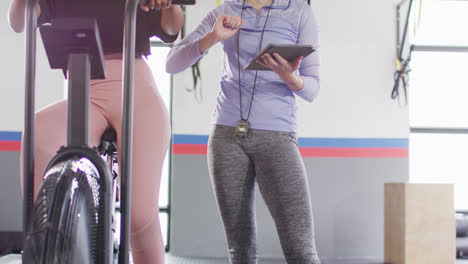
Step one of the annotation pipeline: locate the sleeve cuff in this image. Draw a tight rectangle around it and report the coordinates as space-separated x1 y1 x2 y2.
159 32 179 44
292 77 319 102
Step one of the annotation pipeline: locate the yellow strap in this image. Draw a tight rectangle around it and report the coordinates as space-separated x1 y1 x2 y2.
418 0 423 28
216 0 222 7
396 58 402 71
396 58 407 77
414 0 423 35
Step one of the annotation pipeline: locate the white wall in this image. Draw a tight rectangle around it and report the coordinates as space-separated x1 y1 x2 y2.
171 1 223 136
302 0 408 138
0 1 64 132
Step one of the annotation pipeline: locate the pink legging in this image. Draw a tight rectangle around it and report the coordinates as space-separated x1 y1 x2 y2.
20 58 170 264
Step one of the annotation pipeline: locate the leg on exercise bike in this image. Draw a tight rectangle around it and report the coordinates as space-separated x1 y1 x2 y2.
20 100 109 198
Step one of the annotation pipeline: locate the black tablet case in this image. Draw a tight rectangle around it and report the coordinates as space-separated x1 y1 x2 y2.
244 44 315 71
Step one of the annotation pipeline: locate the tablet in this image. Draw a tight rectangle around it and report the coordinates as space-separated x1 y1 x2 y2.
172 0 196 5
244 44 315 71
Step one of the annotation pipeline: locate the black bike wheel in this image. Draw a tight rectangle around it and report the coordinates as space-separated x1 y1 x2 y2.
23 158 102 264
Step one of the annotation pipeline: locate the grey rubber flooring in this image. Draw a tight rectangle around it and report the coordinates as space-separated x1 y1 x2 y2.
2 254 468 264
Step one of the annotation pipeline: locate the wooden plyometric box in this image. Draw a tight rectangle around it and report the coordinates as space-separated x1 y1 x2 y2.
384 183 455 264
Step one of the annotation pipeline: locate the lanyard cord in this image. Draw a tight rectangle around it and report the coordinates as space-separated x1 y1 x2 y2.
237 0 274 121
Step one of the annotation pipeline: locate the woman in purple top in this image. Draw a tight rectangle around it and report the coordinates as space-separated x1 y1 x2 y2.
167 0 320 263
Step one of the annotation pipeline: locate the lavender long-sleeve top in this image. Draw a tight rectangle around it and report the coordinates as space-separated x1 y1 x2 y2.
166 0 320 133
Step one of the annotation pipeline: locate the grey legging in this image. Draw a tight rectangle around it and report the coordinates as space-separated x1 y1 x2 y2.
207 125 320 264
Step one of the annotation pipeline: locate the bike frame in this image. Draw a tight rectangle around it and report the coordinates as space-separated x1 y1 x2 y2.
120 0 140 263
23 0 141 263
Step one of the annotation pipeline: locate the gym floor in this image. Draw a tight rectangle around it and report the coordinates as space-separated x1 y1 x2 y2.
1 254 468 264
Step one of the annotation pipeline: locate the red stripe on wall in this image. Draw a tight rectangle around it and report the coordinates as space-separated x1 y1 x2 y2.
172 144 207 155
1 142 408 158
299 147 408 158
172 144 408 158
0 141 21 152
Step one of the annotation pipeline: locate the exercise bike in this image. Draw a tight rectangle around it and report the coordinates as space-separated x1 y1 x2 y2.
20 0 195 263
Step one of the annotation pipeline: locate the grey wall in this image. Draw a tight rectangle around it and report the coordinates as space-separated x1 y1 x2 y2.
170 155 408 260
309 158 407 259
0 152 22 232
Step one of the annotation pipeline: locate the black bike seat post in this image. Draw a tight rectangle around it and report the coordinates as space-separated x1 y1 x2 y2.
67 52 90 147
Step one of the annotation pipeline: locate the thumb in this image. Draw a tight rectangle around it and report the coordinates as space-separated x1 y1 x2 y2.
292 56 303 70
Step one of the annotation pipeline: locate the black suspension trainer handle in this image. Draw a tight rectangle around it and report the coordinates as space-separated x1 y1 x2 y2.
23 1 39 261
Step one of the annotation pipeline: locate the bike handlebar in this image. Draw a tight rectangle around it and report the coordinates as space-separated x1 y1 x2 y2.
120 1 139 261
23 0 39 249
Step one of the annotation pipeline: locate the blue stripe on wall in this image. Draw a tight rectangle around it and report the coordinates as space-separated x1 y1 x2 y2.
0 132 22 141
1 132 409 148
297 138 408 148
173 135 209 145
172 134 408 148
